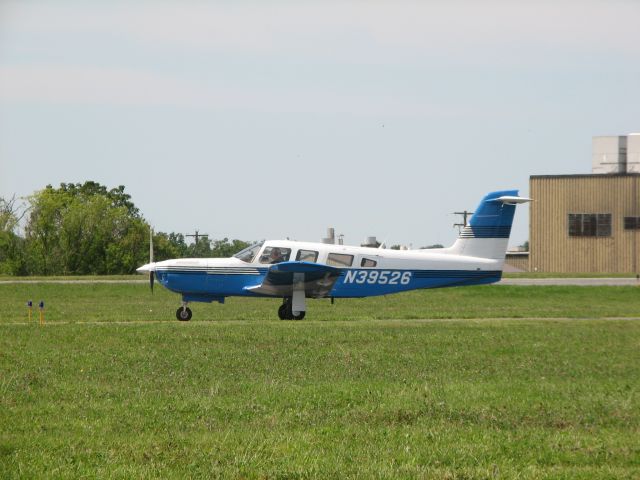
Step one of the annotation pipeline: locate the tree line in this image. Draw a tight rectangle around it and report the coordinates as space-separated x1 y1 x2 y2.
0 182 251 276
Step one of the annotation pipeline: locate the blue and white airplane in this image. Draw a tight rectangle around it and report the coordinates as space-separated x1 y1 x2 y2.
137 190 529 320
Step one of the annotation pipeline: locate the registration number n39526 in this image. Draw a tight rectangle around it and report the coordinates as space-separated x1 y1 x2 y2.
343 270 412 285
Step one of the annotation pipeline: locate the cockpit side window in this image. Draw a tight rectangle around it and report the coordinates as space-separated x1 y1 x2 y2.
296 249 318 263
327 253 354 267
360 258 377 268
234 242 263 263
259 247 291 264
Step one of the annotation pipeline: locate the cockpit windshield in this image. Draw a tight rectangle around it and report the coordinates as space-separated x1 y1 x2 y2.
234 241 264 263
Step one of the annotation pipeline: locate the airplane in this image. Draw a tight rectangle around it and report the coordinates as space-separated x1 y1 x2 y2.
137 190 530 321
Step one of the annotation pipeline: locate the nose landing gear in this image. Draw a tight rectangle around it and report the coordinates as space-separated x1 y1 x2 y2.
176 302 192 321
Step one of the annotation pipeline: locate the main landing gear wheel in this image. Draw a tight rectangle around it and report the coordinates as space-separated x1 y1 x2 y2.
278 299 305 321
176 306 192 321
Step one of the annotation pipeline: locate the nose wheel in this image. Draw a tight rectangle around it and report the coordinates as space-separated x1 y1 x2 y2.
176 304 192 321
278 298 305 321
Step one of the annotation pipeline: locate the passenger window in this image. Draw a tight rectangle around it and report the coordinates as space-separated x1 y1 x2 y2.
296 249 318 262
361 258 377 268
327 253 354 267
258 247 291 264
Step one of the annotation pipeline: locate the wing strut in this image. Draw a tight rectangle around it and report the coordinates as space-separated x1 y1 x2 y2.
291 272 306 314
244 261 342 319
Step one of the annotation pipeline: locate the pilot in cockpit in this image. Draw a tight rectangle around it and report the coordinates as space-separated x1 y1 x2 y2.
269 248 285 264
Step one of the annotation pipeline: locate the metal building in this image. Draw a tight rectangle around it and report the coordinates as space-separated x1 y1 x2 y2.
529 134 640 273
504 252 529 272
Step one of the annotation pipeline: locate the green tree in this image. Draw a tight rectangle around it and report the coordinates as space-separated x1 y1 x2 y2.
187 237 213 258
210 238 251 258
0 196 27 275
58 181 139 217
24 182 148 275
152 232 188 261
6 181 255 274
149 234 250 260
23 187 66 274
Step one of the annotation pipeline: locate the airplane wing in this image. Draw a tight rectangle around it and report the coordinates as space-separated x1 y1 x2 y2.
245 261 342 298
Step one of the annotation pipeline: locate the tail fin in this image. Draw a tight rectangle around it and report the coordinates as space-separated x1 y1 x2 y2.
448 190 530 260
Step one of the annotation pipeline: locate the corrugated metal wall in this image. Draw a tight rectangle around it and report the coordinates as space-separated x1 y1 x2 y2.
530 175 640 273
505 253 529 272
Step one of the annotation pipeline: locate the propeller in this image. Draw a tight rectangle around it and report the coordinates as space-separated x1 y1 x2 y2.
149 227 155 294
135 227 156 292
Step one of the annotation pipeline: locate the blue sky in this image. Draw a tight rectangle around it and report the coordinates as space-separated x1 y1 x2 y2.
1 1 639 248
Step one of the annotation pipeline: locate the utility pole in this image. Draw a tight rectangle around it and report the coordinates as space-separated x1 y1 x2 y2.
453 210 474 233
186 230 209 244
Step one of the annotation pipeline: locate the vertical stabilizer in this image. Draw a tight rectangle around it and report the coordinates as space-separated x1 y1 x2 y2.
448 190 529 260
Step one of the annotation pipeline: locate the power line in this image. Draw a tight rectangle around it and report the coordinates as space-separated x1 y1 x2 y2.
186 230 209 244
452 210 474 232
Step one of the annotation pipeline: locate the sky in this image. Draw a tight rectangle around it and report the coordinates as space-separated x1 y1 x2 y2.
1 0 639 249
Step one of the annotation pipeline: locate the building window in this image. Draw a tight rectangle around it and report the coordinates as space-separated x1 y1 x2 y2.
597 214 612 236
568 214 582 236
568 213 611 237
624 217 640 230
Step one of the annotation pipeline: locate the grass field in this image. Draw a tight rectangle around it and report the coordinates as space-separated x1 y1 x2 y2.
1 283 639 478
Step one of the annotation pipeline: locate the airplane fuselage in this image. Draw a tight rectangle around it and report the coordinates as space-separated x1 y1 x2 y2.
137 189 529 320
151 239 503 304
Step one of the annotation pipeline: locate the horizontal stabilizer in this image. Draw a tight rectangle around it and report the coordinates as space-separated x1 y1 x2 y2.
245 261 341 298
493 195 532 205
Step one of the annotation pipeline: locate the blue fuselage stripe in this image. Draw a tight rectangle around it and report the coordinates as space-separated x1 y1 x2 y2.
155 268 502 300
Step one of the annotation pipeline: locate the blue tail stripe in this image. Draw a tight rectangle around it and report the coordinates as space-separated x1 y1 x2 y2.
459 225 512 238
462 190 518 238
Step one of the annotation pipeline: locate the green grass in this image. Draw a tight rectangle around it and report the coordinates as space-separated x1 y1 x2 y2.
503 272 638 279
0 274 142 282
1 283 639 478
2 283 640 323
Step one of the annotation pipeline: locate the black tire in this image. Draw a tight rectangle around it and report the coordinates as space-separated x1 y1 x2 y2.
278 304 288 320
292 311 306 320
176 307 193 321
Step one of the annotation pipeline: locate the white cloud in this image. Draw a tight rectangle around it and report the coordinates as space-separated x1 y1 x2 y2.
2 1 639 59
0 64 457 116
1 1 638 113
0 65 211 107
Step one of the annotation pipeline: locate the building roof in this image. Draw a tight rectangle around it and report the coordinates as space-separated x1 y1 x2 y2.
530 173 640 180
